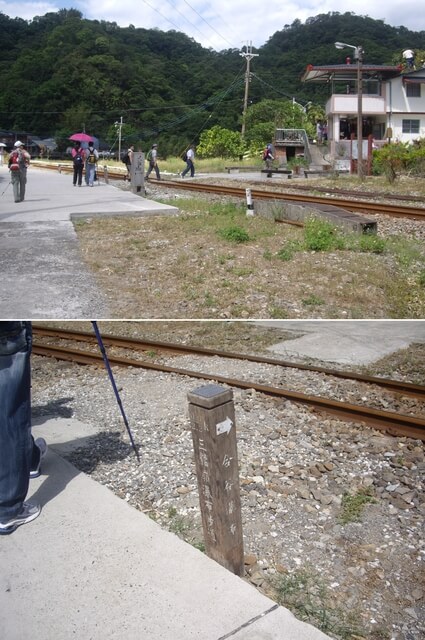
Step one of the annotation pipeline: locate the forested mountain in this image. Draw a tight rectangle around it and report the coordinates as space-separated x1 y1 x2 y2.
0 9 423 154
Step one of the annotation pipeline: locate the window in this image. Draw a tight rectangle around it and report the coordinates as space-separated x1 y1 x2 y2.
402 119 420 134
406 83 421 97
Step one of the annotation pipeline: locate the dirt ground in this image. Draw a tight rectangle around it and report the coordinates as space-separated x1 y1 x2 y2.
73 180 425 319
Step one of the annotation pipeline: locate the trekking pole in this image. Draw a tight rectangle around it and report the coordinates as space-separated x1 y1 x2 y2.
91 321 140 462
1 180 11 197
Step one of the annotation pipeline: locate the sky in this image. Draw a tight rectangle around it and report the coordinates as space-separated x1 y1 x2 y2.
0 0 423 51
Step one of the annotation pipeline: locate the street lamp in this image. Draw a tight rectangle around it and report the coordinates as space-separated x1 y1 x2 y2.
114 116 124 160
335 41 364 179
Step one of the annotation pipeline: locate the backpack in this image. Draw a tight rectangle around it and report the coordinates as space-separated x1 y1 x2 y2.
262 148 269 160
122 151 130 164
73 150 83 166
87 150 97 164
182 151 188 162
8 150 21 171
146 149 153 161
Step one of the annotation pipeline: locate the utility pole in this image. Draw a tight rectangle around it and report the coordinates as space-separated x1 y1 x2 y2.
115 116 124 160
240 42 258 139
335 42 364 179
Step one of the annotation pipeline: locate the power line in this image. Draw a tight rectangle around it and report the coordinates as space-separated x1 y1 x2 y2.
250 73 299 102
180 0 237 49
141 0 184 33
162 0 218 49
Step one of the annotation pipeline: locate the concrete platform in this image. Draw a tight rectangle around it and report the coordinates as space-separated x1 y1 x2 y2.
256 320 425 365
0 166 178 319
0 415 332 640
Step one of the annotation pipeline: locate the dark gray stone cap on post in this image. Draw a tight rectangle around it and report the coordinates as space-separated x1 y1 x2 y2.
187 384 233 409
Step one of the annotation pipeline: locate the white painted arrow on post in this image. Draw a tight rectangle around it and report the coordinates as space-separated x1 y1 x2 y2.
216 417 233 436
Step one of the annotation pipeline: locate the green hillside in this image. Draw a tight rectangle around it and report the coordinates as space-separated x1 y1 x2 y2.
0 9 423 154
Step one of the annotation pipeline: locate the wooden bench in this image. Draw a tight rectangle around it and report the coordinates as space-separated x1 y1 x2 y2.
304 170 333 178
260 168 292 178
225 166 259 173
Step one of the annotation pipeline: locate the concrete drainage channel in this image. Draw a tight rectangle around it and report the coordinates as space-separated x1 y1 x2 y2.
254 198 377 233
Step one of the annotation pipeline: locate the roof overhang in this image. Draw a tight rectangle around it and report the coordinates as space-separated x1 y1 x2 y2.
402 76 425 84
301 64 402 83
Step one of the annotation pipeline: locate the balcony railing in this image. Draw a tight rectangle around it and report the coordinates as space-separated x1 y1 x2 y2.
274 129 311 164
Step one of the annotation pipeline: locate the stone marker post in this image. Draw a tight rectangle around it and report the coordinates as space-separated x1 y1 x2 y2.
130 151 145 193
187 384 244 576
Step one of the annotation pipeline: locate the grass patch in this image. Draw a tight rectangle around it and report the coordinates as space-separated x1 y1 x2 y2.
218 225 251 243
74 196 425 318
167 508 205 551
304 217 344 251
339 488 376 525
302 294 325 306
273 568 368 639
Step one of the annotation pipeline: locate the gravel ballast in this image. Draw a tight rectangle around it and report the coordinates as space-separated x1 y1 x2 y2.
31 335 424 640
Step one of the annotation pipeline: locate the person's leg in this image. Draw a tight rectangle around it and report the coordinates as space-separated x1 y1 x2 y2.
78 165 83 186
190 161 195 177
88 164 94 186
11 173 20 202
155 164 160 180
145 162 152 179
182 161 190 177
19 171 26 201
0 323 32 523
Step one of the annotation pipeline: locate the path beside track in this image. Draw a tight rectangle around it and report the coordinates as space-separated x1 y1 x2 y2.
0 166 178 318
0 415 332 640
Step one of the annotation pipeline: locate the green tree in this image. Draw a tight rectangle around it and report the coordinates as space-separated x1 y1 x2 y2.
197 125 244 158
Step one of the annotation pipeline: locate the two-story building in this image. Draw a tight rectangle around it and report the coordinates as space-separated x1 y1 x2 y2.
301 62 425 171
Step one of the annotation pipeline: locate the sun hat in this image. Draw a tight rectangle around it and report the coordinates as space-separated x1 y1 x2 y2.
14 140 23 147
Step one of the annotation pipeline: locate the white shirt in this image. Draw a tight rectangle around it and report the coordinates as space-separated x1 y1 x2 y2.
187 148 195 161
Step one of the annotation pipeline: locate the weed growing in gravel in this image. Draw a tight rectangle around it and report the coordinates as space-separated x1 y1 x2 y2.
357 234 386 254
304 218 342 251
339 488 376 524
269 305 289 318
276 240 301 261
302 294 325 306
167 509 205 551
218 225 251 243
273 568 366 639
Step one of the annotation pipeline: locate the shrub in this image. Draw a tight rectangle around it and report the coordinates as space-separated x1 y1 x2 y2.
218 225 250 243
303 217 341 251
372 141 412 182
358 234 386 254
276 240 301 261
339 488 376 524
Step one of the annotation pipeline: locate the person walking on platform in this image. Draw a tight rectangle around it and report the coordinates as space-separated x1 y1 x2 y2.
122 145 134 181
402 49 415 69
71 141 85 187
181 145 195 178
8 141 30 202
0 322 48 535
145 143 161 180
263 144 274 170
85 141 99 187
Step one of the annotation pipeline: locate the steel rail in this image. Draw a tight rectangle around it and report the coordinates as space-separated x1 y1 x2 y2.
32 162 425 220
32 341 425 441
158 181 425 220
32 325 425 399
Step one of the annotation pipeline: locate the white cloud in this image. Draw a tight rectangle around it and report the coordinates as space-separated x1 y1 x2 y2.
1 0 423 51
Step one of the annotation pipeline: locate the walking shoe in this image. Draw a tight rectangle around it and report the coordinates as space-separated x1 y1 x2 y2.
0 502 41 535
30 437 48 479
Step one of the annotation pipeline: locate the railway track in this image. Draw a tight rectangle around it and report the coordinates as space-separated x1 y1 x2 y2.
32 326 425 441
33 161 425 220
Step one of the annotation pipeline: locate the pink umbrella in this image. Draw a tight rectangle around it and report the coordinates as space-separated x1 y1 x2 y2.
69 132 94 142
